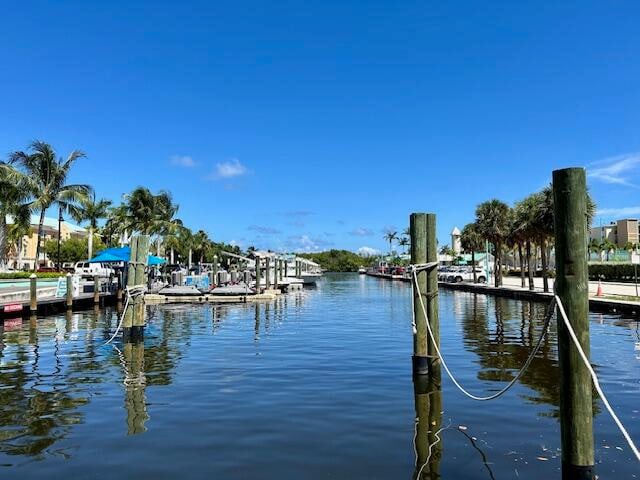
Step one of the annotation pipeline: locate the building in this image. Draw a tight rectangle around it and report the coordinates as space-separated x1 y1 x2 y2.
5 214 87 270
589 219 640 248
450 227 461 255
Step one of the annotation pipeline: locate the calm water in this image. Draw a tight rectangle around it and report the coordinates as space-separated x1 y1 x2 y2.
0 273 638 479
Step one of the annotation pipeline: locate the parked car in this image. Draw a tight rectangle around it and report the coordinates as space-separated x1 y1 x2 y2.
447 266 487 284
74 261 114 277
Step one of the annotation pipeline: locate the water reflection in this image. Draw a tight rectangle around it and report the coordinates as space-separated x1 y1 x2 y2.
412 372 442 480
120 342 148 435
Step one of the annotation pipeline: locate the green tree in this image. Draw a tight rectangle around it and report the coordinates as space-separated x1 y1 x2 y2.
10 141 91 271
460 223 484 283
0 161 31 268
384 231 397 257
44 236 106 264
398 236 410 255
475 199 511 287
71 192 112 260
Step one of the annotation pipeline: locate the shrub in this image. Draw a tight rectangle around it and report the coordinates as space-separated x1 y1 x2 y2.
0 272 63 279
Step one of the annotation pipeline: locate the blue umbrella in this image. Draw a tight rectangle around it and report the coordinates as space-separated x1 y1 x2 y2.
88 247 166 265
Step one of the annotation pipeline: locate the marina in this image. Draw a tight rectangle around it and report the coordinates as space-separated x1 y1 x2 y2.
0 273 638 478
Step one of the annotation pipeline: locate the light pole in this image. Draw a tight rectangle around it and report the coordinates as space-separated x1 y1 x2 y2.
57 206 63 272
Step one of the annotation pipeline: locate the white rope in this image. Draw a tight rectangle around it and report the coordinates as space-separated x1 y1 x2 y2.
409 262 439 273
414 419 452 478
105 285 147 344
555 295 640 462
411 268 554 401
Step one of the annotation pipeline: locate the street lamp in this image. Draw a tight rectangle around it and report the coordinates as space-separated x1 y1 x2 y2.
57 206 63 272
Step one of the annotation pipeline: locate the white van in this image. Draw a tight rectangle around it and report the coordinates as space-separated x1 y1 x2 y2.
74 261 114 277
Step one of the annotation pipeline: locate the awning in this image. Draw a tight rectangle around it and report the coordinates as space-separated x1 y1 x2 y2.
88 247 166 266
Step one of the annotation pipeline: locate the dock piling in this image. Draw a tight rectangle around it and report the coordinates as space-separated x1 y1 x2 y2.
553 167 594 479
93 275 100 306
265 256 271 289
29 273 37 314
255 255 261 293
213 255 218 286
409 213 439 376
66 273 73 309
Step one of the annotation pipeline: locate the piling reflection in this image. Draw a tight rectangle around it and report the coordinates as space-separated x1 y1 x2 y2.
122 342 148 435
412 369 443 480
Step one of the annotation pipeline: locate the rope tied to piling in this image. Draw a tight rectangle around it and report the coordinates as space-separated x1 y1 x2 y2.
105 284 147 345
409 268 640 462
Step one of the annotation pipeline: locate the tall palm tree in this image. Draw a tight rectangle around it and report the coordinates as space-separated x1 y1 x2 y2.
398 237 410 255
475 199 511 287
384 231 397 257
0 161 32 268
103 203 129 246
10 141 91 271
71 193 112 260
192 230 211 265
460 223 484 283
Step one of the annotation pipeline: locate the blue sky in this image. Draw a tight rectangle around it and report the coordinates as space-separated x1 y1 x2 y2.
1 1 639 253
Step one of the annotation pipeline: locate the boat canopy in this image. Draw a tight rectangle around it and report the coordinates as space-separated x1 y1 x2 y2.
88 247 166 266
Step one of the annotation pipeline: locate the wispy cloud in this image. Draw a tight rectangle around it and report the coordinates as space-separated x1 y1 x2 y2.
248 225 281 235
285 235 333 253
170 155 197 168
358 246 380 256
284 210 314 217
589 153 640 187
596 206 640 218
211 158 248 179
349 227 374 237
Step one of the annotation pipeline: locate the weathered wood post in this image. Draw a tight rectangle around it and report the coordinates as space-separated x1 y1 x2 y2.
409 213 439 376
131 235 150 341
29 273 37 314
273 257 279 289
123 236 138 339
117 270 124 302
213 255 218 286
265 256 271 289
93 275 100 306
66 272 73 309
553 167 594 480
284 259 288 278
279 259 284 280
255 255 261 293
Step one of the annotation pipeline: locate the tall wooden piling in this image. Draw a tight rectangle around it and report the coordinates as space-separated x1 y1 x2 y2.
29 273 37 314
93 275 100 306
66 273 73 309
213 255 219 286
284 259 288 278
553 168 594 479
265 256 271 289
409 213 439 376
255 256 261 293
131 235 150 340
273 257 279 289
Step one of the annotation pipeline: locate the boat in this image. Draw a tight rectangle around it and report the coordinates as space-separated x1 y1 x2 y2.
300 272 322 285
210 283 255 296
158 285 202 296
358 267 366 274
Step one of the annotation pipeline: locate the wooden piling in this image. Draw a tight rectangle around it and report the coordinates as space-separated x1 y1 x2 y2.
213 255 219 286
265 256 271 289
131 235 150 340
255 255 261 293
273 257 279 289
66 273 73 309
284 259 288 278
93 275 100 306
29 273 37 314
553 168 594 479
410 213 439 375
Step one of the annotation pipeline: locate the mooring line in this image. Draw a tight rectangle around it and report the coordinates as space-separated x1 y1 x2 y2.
555 296 640 462
104 285 147 345
411 269 553 401
410 267 640 462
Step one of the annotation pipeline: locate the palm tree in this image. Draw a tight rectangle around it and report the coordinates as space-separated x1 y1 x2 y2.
460 223 484 283
10 141 91 271
384 231 397 257
0 161 32 268
192 230 211 265
103 203 129 246
601 238 615 262
475 199 511 287
398 237 410 255
71 193 112 260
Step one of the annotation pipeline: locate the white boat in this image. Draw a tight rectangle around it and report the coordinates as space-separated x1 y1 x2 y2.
301 272 322 285
358 267 366 274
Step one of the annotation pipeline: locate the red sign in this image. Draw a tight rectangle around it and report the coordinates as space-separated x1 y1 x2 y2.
3 303 23 313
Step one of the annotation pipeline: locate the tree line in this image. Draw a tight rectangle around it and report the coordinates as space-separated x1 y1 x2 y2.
460 186 595 292
0 141 239 270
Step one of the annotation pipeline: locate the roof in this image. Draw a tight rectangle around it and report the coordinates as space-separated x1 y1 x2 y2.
451 226 461 235
6 214 86 232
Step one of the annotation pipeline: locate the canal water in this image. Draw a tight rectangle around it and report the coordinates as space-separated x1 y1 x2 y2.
0 273 638 478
